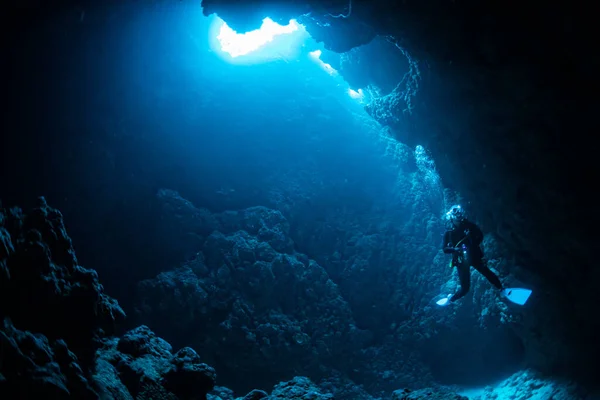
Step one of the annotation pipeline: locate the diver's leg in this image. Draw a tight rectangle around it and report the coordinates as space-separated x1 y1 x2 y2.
450 264 471 302
472 258 503 289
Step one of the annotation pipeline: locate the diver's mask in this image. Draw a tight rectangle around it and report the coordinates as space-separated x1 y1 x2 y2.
445 205 465 227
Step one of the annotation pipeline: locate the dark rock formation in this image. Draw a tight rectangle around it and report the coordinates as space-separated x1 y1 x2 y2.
269 377 334 400
0 199 216 400
392 387 467 400
143 187 525 394
136 200 369 393
0 197 126 369
0 318 97 398
239 389 269 400
94 325 216 399
200 0 599 384
0 195 348 400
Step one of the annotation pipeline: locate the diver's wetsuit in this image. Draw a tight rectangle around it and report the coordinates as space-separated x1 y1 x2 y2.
442 219 503 302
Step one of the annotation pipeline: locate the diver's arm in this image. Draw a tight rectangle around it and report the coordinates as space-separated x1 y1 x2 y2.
442 231 458 253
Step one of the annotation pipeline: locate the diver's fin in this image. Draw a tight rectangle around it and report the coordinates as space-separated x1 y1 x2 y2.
502 288 532 305
435 294 452 307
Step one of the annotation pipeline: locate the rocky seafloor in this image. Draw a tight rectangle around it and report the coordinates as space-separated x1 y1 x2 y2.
1 197 593 399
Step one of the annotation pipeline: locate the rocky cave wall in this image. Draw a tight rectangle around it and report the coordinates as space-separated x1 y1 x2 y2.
201 0 599 383
0 199 358 399
0 199 592 399
142 185 528 395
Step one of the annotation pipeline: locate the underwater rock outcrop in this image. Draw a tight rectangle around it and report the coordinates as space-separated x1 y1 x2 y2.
0 198 125 356
0 197 125 396
475 369 591 400
269 377 334 400
0 318 98 397
137 199 370 393
0 199 221 399
0 195 596 398
392 388 467 400
144 189 527 393
94 325 216 399
0 195 373 398
0 199 218 399
0 198 356 399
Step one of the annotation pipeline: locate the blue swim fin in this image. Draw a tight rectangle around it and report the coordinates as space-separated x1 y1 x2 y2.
435 294 452 307
502 288 532 305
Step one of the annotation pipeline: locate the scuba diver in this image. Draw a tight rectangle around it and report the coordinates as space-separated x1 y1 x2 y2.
442 205 503 302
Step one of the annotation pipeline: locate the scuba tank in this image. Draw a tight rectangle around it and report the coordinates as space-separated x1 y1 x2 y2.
449 236 470 268
456 243 470 266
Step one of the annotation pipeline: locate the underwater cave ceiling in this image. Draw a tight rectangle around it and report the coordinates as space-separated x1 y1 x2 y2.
202 0 599 365
201 1 596 289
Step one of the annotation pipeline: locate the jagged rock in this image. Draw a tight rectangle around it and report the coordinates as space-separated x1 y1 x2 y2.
156 188 219 261
477 369 592 400
392 388 467 400
94 325 216 400
0 198 126 367
164 347 217 399
238 389 269 400
318 372 378 400
154 191 295 267
94 329 173 399
0 199 219 399
0 198 128 398
210 386 235 400
216 206 294 254
270 376 334 400
0 318 97 398
150 190 521 394
135 203 365 393
117 325 174 360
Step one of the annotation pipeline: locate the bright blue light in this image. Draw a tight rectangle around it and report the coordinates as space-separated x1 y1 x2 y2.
219 18 300 57
206 16 367 103
209 17 310 63
348 88 364 100
308 50 337 75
